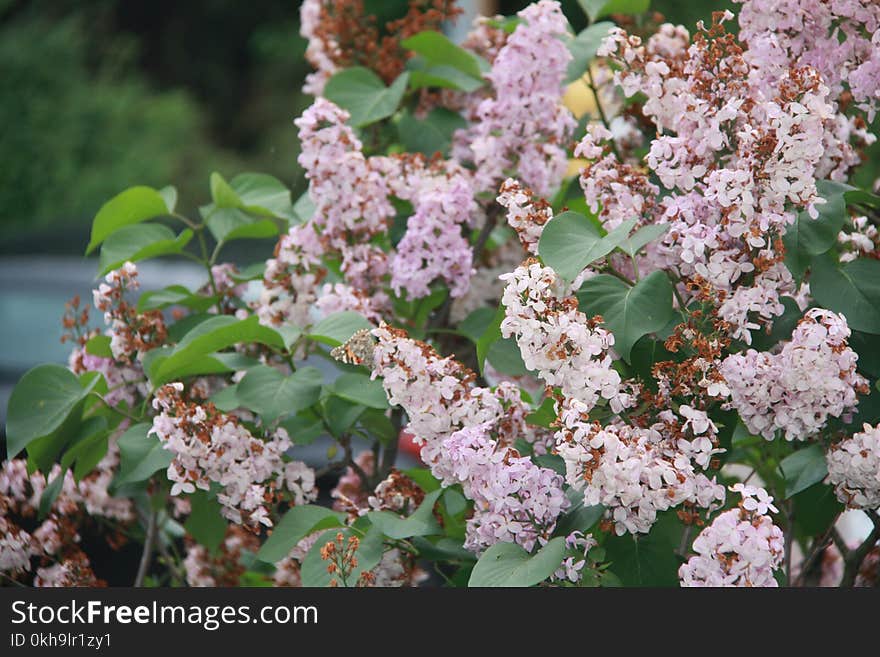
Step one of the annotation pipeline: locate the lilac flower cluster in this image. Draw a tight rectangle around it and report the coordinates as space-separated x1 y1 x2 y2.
720 309 867 440
432 423 568 552
555 400 725 535
499 259 628 412
679 484 784 587
150 383 316 527
458 0 575 196
826 422 880 509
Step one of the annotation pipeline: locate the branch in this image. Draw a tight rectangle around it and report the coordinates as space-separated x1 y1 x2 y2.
840 512 880 588
134 508 158 587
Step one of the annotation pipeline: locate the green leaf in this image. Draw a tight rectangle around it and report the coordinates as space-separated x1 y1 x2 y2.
780 444 828 499
60 416 109 482
538 212 636 282
397 108 467 157
322 396 366 438
617 223 670 257
235 365 324 423
329 373 389 410
98 223 193 275
566 22 614 83
138 285 217 312
402 30 485 79
526 397 557 429
324 67 409 128
300 526 384 586
578 0 650 22
159 185 178 213
85 335 113 358
308 311 372 347
556 502 605 538
367 489 443 539
486 337 529 376
604 511 681 586
476 305 505 375
468 536 566 587
810 255 880 334
39 469 67 519
6 364 94 459
185 489 228 553
406 60 485 92
280 412 325 446
206 207 278 244
577 270 674 362
86 186 171 254
257 505 345 563
229 172 295 220
115 423 174 487
210 171 241 208
459 306 496 343
149 315 284 385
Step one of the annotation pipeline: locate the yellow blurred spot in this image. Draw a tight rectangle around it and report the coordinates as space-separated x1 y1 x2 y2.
566 158 588 178
563 76 598 119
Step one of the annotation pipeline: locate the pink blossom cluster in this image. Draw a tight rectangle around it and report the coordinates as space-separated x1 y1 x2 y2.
299 0 338 96
497 178 553 255
150 383 316 527
370 324 567 551
553 530 598 584
554 400 725 535
432 423 568 552
0 445 132 581
826 422 880 509
720 309 867 440
679 484 784 587
458 0 575 196
736 0 880 122
586 10 875 343
499 259 629 412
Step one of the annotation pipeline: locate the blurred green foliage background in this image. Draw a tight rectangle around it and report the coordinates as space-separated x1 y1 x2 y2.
4 0 874 255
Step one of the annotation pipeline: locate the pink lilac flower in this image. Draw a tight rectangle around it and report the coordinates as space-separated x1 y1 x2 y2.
720 309 867 440
826 422 880 509
679 485 784 587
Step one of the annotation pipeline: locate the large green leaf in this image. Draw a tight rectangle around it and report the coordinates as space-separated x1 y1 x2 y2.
324 67 409 128
257 505 345 563
6 364 95 459
468 536 566 587
367 489 443 540
114 422 174 487
780 444 828 499
617 223 670 257
328 372 389 410
206 207 278 244
229 172 295 220
577 270 674 362
137 285 217 313
397 108 466 157
98 223 193 275
566 22 614 83
185 489 228 553
59 416 109 482
406 60 485 92
86 186 171 254
604 511 681 586
783 180 851 281
810 255 880 334
401 30 486 79
308 311 372 347
148 315 283 385
538 212 636 282
235 365 324 422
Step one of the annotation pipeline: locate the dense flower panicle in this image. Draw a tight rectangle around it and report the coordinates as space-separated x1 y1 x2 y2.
433 424 568 552
183 526 261 587
300 0 338 96
720 309 867 440
555 400 725 535
150 383 317 528
839 215 880 262
92 262 167 362
826 422 880 509
500 259 628 412
679 485 784 587
736 0 880 121
497 178 553 255
460 0 575 196
295 99 395 246
68 347 148 409
390 171 476 299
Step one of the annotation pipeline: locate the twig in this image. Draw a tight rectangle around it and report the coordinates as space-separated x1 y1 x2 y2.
794 512 842 587
841 512 880 587
134 508 158 587
586 67 621 161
